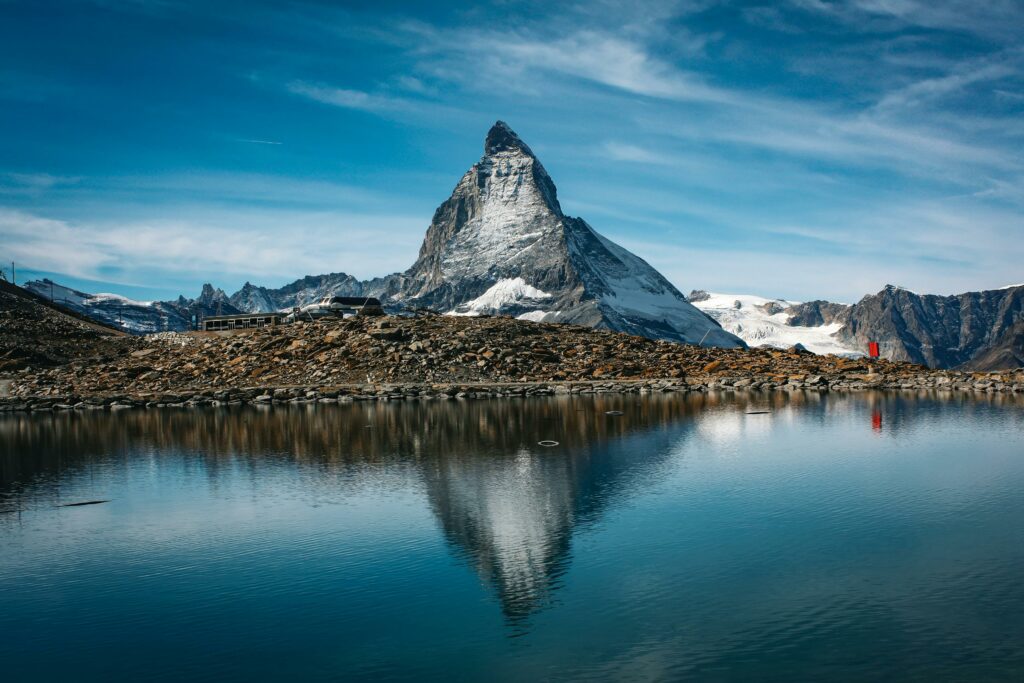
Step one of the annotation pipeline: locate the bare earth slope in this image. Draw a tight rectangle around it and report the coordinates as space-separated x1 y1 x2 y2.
0 281 138 371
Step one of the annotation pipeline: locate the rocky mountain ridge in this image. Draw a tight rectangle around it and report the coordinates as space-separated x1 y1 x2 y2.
388 121 741 346
836 284 1024 370
690 284 1024 370
24 279 242 333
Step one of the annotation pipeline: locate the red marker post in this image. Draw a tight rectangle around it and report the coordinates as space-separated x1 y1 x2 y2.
867 341 879 376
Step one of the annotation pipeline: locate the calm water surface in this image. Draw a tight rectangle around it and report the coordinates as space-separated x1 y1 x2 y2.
1 392 1023 681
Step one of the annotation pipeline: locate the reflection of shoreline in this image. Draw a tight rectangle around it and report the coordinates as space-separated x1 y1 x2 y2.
2 391 1020 497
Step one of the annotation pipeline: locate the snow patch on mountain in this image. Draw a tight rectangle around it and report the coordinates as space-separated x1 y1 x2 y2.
449 277 552 316
692 292 861 356
516 310 557 322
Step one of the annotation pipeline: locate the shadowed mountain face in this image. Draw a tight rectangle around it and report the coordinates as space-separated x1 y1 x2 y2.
836 284 1024 369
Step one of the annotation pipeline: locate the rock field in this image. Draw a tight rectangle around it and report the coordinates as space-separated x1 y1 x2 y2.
3 313 1022 411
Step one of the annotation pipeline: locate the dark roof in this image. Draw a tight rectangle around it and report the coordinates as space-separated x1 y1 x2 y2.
203 312 281 322
327 297 382 306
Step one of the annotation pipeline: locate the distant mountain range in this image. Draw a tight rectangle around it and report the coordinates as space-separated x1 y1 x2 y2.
691 284 1024 370
26 279 241 334
22 121 1024 370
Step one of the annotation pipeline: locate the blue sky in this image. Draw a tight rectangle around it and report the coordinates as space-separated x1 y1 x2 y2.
1 0 1022 303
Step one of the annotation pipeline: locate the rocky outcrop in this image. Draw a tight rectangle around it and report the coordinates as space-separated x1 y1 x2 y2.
786 300 851 327
835 284 1024 368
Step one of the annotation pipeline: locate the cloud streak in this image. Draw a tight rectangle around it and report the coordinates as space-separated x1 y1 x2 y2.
286 81 408 112
0 206 427 290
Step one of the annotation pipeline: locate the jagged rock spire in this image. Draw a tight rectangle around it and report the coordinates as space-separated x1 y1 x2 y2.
397 120 744 348
485 120 536 157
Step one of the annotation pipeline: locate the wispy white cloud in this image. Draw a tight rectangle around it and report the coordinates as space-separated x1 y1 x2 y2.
407 26 732 103
0 206 426 286
873 52 1021 114
386 17 1022 191
286 81 407 112
0 173 82 195
600 142 675 165
789 0 1024 41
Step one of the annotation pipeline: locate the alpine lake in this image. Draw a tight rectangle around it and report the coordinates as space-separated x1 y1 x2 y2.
2 390 1023 681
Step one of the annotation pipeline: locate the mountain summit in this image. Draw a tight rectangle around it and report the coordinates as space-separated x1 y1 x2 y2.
397 121 743 347
33 121 743 347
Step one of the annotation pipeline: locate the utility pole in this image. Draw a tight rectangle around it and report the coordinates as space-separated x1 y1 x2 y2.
10 262 14 286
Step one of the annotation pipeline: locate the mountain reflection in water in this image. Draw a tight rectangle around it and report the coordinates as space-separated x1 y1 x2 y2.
3 391 1024 682
3 390 1021 631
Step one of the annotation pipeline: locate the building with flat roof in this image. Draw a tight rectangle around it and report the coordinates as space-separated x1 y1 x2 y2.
202 313 282 331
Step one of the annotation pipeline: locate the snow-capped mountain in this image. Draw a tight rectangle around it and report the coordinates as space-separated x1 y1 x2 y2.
25 279 239 333
689 290 859 356
690 284 1024 368
228 273 404 313
227 121 742 347
395 121 742 346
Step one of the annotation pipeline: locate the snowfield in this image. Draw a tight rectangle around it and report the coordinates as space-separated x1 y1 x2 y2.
692 292 861 356
448 278 552 316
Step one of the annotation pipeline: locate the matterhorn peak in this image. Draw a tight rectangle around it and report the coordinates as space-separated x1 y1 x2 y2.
484 120 535 157
397 121 743 348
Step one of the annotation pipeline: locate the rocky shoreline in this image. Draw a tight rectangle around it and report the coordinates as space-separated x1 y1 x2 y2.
3 373 1023 413
3 313 1023 413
